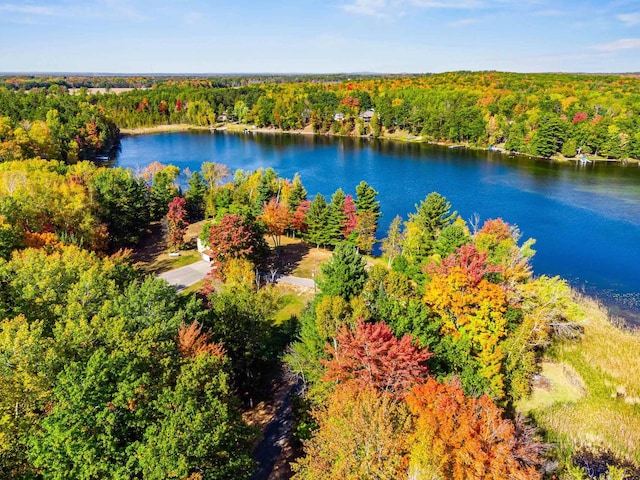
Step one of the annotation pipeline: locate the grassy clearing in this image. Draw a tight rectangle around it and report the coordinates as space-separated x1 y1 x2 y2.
273 290 313 324
142 249 201 275
290 247 331 279
179 279 205 296
269 236 332 280
519 295 640 463
517 361 584 413
134 220 207 275
272 284 314 323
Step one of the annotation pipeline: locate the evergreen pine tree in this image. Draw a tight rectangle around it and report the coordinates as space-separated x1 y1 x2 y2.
329 188 347 245
318 242 367 301
288 173 308 211
403 192 456 263
185 171 207 220
354 181 381 220
149 171 177 221
305 194 332 248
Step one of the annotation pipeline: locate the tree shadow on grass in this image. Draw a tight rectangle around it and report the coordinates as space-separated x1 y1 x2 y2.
275 242 312 275
131 222 166 266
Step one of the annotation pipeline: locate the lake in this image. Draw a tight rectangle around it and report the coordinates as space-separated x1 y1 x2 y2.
116 131 640 323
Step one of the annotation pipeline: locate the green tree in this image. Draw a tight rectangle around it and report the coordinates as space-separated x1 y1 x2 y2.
403 192 456 263
139 353 255 480
434 223 471 258
354 180 381 220
305 193 331 248
186 171 208 220
150 170 179 221
287 173 308 211
370 112 381 138
318 242 367 301
203 286 284 393
532 115 566 158
381 215 403 267
90 167 150 249
328 188 347 245
561 138 578 158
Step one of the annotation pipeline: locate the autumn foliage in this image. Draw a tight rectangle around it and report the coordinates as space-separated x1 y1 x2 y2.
292 383 410 480
323 321 432 399
206 213 260 273
259 197 291 247
177 321 226 359
406 378 543 480
424 245 510 397
166 196 188 252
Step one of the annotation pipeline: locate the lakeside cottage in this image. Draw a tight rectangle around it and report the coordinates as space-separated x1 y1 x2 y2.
359 109 375 123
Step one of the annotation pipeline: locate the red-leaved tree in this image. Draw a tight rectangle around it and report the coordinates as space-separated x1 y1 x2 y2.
206 213 263 277
166 196 188 252
342 194 357 238
292 200 311 235
323 321 432 399
425 243 502 287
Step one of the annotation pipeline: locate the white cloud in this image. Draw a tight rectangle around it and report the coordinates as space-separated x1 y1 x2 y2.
593 38 640 51
339 0 543 17
0 1 146 22
617 12 640 26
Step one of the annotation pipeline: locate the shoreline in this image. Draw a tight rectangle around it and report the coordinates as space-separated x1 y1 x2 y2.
119 123 640 166
120 124 212 136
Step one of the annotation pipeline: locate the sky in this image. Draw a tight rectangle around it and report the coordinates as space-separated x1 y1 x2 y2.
0 0 639 74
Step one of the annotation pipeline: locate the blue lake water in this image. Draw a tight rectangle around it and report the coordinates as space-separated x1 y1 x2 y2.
116 131 640 323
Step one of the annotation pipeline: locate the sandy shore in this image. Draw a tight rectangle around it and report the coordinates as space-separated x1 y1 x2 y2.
120 124 212 136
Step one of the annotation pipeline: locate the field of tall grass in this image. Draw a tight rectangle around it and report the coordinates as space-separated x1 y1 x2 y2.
519 295 640 465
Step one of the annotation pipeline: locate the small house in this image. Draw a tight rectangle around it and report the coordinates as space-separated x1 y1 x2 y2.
359 109 375 123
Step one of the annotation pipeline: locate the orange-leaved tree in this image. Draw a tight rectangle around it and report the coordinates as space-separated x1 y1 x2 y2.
291 383 410 480
259 197 291 248
406 378 544 480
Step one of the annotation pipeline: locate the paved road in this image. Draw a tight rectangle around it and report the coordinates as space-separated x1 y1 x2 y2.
157 260 211 291
277 275 315 289
158 260 316 291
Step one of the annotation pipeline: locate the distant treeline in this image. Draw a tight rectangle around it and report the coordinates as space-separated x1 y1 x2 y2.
99 71 640 160
2 71 640 162
0 86 119 162
0 73 402 90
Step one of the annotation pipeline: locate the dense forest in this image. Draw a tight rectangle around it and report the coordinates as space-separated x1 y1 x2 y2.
0 86 119 162
2 72 640 162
